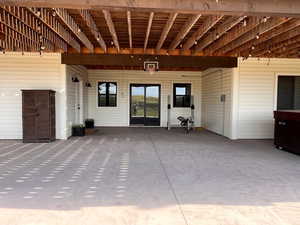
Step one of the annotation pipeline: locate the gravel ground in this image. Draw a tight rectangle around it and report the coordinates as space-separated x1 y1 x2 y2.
0 128 299 225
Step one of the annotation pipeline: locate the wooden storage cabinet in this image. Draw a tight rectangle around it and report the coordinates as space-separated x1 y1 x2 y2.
274 110 300 155
22 90 56 143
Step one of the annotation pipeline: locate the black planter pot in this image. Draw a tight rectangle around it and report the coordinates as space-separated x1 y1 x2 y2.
72 127 85 136
85 120 94 129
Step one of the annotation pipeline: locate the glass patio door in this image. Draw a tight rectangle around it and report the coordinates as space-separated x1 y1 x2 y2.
130 84 160 126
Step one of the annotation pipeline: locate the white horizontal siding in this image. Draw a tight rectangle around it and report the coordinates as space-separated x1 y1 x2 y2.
237 57 300 139
0 52 67 139
87 70 201 127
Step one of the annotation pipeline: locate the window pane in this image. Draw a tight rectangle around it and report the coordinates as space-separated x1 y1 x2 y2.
99 95 106 106
277 76 300 110
176 87 186 95
109 83 117 94
175 96 184 107
108 95 117 106
183 96 191 107
99 83 107 94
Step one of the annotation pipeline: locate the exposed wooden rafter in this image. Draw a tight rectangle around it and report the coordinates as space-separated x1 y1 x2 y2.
4 0 300 18
127 11 132 49
194 16 244 53
169 14 201 50
144 12 154 51
78 9 107 52
102 9 120 52
218 17 290 55
183 15 223 50
54 8 94 52
156 12 177 52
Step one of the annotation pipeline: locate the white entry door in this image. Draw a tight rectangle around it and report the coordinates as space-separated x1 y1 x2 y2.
75 80 83 124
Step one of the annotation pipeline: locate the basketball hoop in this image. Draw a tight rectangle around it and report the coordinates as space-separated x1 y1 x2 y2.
144 61 159 74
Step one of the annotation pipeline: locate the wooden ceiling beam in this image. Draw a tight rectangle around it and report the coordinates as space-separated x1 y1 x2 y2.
102 9 120 52
156 12 177 52
27 7 81 52
217 17 289 55
54 8 94 52
169 14 201 50
194 16 245 53
183 15 223 51
227 19 300 56
144 12 154 51
204 17 261 55
78 9 107 52
127 11 132 49
4 0 300 18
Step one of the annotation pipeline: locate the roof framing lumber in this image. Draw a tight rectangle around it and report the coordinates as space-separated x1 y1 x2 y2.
78 9 106 52
194 16 244 52
4 0 300 18
27 7 81 52
169 14 201 50
54 8 94 52
217 17 290 55
234 19 300 56
182 15 223 51
204 17 261 55
127 10 132 49
156 12 177 52
144 12 154 51
102 9 120 52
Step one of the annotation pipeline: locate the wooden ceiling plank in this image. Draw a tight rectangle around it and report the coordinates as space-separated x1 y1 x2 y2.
54 8 94 52
102 9 120 52
236 19 300 56
5 0 300 18
78 9 107 52
182 15 223 51
156 12 177 52
194 16 245 53
144 12 154 51
169 13 201 50
218 17 290 55
204 17 261 55
127 10 132 49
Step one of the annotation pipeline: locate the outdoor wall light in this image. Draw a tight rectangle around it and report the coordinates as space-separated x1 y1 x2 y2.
85 82 92 87
72 77 79 83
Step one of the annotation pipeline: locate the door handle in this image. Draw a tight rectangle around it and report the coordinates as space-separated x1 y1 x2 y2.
278 121 286 126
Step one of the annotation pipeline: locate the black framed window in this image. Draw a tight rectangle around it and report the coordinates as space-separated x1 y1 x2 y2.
277 76 300 110
98 82 117 107
173 83 191 108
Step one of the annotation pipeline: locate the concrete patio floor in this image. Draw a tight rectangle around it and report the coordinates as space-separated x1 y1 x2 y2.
0 128 299 225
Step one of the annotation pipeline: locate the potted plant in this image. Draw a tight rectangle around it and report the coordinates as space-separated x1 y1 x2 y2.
72 124 85 136
85 119 95 129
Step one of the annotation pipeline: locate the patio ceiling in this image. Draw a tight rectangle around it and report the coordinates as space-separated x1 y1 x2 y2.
1 1 300 59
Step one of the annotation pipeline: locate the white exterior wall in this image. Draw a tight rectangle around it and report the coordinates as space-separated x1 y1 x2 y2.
236 57 300 139
87 70 202 127
65 65 88 138
201 68 235 139
0 53 67 139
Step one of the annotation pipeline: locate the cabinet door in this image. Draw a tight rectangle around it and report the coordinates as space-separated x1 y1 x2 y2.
22 92 37 140
36 92 50 140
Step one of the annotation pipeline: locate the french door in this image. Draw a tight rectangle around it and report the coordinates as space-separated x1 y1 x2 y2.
130 84 160 126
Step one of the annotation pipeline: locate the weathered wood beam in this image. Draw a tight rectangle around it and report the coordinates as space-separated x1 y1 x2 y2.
218 17 289 55
169 14 201 50
54 8 94 52
62 53 237 69
182 15 223 51
78 9 106 52
227 18 300 56
194 16 244 52
102 9 120 52
204 17 261 55
4 0 300 18
156 12 177 52
27 7 81 52
144 12 154 51
127 11 132 49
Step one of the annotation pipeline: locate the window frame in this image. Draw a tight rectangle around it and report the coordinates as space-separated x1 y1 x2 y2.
98 82 117 107
173 83 191 108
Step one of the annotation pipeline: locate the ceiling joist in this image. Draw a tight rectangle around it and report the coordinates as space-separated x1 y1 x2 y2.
127 11 132 49
102 9 120 52
144 12 154 51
